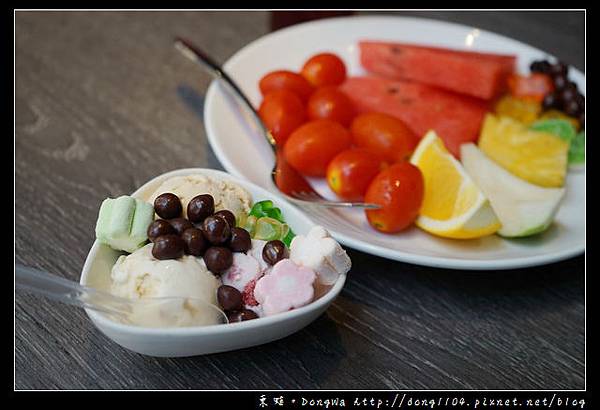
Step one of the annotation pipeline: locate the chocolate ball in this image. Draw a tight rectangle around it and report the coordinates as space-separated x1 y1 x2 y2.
204 246 233 274
182 228 208 256
202 215 231 245
229 227 251 253
227 309 259 323
553 74 568 91
542 92 560 111
530 60 551 74
560 85 577 105
550 61 568 78
147 220 176 242
564 99 581 117
213 210 236 228
262 240 288 265
217 285 243 311
169 217 194 236
152 234 185 260
153 193 182 219
187 194 214 223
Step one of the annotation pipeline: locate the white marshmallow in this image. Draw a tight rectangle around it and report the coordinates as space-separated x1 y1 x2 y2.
290 226 351 285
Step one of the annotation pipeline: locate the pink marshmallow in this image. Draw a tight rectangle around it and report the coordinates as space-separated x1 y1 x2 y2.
253 259 316 316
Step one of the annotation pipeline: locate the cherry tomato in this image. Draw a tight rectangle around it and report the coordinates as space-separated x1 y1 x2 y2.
259 70 314 102
351 112 419 162
258 90 306 146
284 120 352 177
301 53 347 87
364 162 424 233
326 148 387 201
508 73 555 102
307 86 355 127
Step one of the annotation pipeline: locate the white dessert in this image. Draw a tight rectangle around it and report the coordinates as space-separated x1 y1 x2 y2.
147 174 252 219
110 244 222 326
221 252 261 293
290 226 351 285
247 239 269 272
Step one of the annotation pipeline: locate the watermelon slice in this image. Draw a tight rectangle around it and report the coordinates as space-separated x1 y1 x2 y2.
340 76 488 158
359 41 516 100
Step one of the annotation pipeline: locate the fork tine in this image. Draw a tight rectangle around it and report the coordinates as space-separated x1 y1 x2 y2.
292 190 321 200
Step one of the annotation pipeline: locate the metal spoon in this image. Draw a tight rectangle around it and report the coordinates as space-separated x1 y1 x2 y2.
15 264 228 328
174 37 379 210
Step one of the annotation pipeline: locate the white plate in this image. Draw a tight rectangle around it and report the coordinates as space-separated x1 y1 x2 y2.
204 15 585 270
80 168 347 357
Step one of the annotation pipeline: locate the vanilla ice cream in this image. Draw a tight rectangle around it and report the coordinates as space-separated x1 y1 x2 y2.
110 244 222 326
147 174 252 219
111 244 219 301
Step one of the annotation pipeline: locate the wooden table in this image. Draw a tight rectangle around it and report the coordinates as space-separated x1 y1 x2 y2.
15 11 585 390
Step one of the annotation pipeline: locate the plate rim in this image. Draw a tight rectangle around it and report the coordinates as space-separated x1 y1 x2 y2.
203 15 585 270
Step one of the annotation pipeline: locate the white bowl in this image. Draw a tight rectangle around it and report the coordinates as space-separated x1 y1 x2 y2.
80 168 347 357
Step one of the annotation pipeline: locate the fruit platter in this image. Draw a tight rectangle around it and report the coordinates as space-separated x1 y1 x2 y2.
204 16 585 270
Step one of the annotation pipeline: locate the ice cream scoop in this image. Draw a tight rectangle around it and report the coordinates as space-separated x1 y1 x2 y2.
147 174 252 220
111 244 219 303
16 264 227 328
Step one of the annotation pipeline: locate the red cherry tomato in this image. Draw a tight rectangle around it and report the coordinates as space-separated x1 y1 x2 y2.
284 120 352 177
258 90 306 146
364 162 424 233
307 86 355 127
326 148 388 201
351 112 419 162
508 73 555 102
301 53 347 87
259 70 314 103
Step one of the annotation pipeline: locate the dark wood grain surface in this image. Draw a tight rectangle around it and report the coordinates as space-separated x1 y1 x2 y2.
15 11 585 390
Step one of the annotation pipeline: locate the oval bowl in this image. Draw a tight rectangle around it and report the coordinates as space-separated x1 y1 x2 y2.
80 168 347 357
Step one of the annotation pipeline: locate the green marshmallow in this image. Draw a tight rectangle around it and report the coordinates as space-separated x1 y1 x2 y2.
129 199 154 247
95 196 154 253
95 198 114 243
109 196 135 238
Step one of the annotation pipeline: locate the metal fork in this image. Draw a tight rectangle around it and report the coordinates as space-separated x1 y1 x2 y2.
174 37 379 209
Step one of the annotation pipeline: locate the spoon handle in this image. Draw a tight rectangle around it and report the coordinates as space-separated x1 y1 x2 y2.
174 37 277 147
15 264 130 317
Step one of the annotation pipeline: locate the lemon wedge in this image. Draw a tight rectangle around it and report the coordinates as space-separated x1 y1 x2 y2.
409 131 501 239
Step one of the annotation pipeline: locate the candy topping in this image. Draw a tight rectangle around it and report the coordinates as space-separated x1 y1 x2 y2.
254 259 316 316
